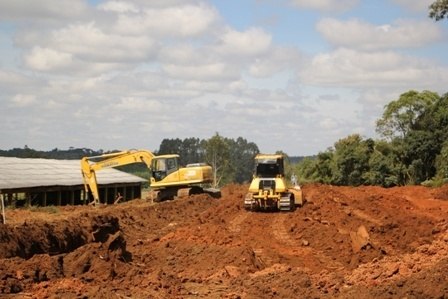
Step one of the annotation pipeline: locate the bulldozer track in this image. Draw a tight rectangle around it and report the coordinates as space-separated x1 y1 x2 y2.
350 208 383 226
253 248 274 267
1 183 448 298
270 213 345 270
271 214 297 246
228 212 249 233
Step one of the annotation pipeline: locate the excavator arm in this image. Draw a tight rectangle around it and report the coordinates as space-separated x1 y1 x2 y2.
81 150 155 205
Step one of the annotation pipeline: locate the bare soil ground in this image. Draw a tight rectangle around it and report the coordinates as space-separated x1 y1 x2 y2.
1 183 448 298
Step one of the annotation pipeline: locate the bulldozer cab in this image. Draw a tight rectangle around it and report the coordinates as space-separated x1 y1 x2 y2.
255 154 284 178
151 155 179 181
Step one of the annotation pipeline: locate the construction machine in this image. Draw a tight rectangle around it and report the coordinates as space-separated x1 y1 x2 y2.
81 149 220 205
244 153 303 212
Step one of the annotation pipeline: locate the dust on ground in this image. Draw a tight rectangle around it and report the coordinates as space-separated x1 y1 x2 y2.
1 183 447 298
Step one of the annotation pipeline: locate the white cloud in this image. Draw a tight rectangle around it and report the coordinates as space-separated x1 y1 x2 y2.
0 0 89 20
0 0 446 155
98 1 139 13
0 70 37 92
299 48 448 89
10 94 36 107
24 47 73 71
392 0 434 12
319 117 339 130
21 22 157 74
162 62 239 81
289 0 359 12
248 46 302 77
217 28 272 57
52 22 155 62
114 97 164 112
317 18 442 50
113 3 219 37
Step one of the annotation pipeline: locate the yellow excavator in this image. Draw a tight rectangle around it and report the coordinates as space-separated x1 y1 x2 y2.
244 153 303 212
81 149 220 205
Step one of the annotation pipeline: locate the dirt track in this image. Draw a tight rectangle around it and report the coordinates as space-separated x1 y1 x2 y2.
1 183 448 298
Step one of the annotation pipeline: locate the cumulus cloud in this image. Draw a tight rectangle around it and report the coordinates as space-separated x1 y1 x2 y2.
317 18 442 50
299 48 448 89
98 1 139 13
113 3 219 37
1 0 446 155
114 97 164 112
24 47 73 71
51 22 156 62
248 46 302 77
392 0 434 12
162 63 239 81
22 22 157 74
289 0 359 12
0 0 89 21
217 28 272 57
10 94 36 107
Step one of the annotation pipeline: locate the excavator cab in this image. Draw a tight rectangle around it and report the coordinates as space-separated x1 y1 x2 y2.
151 156 179 181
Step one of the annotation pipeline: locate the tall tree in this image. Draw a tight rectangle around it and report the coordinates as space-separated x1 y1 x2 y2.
228 137 259 183
435 141 448 181
158 138 183 155
429 0 448 21
376 90 439 139
204 133 231 188
402 130 439 184
364 140 399 187
313 150 335 184
332 134 372 186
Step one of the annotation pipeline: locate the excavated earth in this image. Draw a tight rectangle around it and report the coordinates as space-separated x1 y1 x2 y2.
1 183 448 298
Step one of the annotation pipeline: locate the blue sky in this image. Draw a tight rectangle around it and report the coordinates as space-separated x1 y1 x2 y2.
0 0 447 156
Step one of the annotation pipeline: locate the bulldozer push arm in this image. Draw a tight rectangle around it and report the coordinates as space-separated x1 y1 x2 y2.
81 150 155 205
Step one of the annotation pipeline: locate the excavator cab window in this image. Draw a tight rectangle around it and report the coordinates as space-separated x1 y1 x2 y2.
152 157 179 181
166 157 178 175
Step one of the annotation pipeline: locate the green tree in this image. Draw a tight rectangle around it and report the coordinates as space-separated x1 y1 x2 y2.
308 150 334 184
332 134 372 186
376 90 439 139
181 137 205 165
158 138 183 155
228 137 259 183
158 137 205 166
204 133 231 188
429 0 448 21
293 157 317 184
402 130 439 184
435 141 448 181
363 140 399 187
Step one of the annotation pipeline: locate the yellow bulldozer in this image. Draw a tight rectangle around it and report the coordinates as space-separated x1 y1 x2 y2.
81 149 220 205
244 153 303 212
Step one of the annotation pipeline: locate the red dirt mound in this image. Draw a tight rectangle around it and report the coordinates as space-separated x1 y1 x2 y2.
0 183 447 298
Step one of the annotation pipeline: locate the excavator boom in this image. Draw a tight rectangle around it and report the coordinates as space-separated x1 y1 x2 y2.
81 149 219 205
81 150 156 205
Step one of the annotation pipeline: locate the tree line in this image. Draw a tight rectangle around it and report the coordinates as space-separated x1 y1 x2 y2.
1 90 447 188
292 90 448 187
0 135 262 187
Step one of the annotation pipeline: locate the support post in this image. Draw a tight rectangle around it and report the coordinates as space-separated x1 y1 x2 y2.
1 194 5 224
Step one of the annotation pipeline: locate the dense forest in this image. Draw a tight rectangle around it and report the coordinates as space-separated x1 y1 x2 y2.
1 90 447 187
